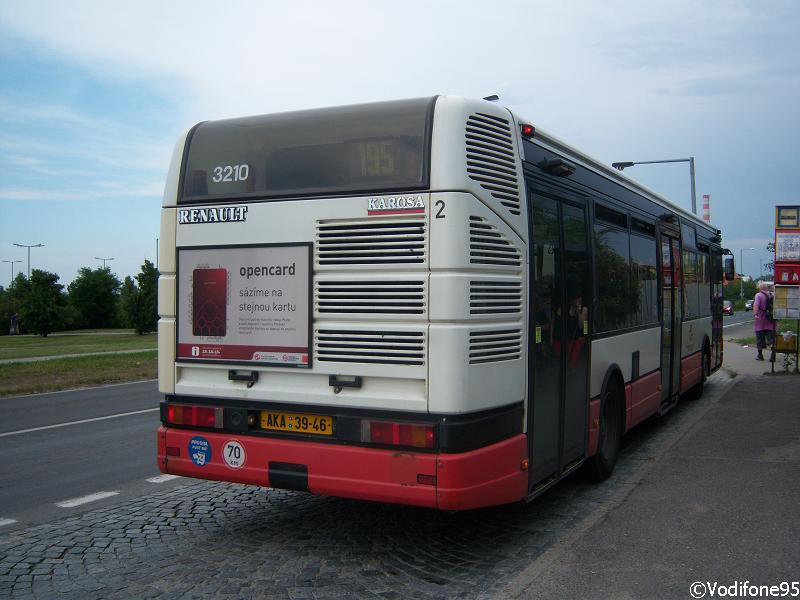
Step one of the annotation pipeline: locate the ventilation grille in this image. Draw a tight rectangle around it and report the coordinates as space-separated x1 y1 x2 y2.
470 281 522 315
316 218 426 266
316 280 426 315
465 112 521 216
316 329 425 366
469 217 522 267
469 329 522 364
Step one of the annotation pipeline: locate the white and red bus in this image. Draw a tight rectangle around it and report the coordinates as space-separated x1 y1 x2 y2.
157 96 730 510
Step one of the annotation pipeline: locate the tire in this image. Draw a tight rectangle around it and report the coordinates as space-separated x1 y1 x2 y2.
687 345 710 401
587 377 623 481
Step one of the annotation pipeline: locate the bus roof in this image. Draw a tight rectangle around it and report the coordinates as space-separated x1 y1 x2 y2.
511 113 716 234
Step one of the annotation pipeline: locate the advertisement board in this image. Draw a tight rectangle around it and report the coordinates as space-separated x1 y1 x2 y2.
775 231 800 261
176 244 311 367
775 263 800 285
774 285 800 319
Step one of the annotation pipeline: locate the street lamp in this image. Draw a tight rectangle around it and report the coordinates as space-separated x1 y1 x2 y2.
94 256 115 269
740 247 756 299
12 243 44 278
2 259 22 284
612 157 697 214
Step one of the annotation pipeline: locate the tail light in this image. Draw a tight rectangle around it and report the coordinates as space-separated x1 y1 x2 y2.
360 420 435 449
166 404 223 428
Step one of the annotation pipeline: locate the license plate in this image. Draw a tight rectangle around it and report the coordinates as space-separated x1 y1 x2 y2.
260 411 333 436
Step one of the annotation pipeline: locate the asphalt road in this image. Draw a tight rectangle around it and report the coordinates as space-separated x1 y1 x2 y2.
1 340 795 598
722 310 753 335
0 380 185 530
0 315 753 532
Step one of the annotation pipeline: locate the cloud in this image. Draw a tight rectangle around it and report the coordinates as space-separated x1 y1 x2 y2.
0 0 798 283
0 181 163 202
0 97 173 168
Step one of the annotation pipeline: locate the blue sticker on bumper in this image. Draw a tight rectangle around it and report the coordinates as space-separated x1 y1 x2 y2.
189 436 211 467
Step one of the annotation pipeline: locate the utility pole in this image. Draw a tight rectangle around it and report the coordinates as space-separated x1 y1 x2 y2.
12 243 44 278
94 257 115 269
612 157 697 214
740 247 755 299
2 259 22 284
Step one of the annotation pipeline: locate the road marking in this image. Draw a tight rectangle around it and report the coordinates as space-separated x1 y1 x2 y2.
146 474 182 483
0 408 159 438
0 518 17 527
724 320 753 329
56 491 120 508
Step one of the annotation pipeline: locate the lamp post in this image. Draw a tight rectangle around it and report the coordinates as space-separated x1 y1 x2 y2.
12 243 44 278
2 259 22 284
94 257 114 269
611 157 697 214
740 247 755 299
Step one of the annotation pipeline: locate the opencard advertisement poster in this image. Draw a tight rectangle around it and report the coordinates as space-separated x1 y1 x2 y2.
176 244 311 367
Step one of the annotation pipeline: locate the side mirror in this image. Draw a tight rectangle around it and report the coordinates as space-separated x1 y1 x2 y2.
724 257 735 282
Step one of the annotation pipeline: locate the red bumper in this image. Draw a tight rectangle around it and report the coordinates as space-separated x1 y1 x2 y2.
158 427 528 511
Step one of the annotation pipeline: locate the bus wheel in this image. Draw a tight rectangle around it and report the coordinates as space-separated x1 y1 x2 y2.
688 345 710 400
588 377 622 481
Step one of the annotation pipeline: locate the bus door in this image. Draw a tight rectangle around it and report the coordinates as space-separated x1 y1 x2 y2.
659 235 683 403
528 190 591 489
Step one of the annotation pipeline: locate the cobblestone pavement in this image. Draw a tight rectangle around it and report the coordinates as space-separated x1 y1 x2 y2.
0 375 736 600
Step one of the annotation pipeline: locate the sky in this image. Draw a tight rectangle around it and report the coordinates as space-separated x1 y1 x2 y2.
1 0 798 287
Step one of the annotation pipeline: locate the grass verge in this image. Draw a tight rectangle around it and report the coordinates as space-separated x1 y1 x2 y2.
0 332 156 360
731 320 799 348
0 351 157 397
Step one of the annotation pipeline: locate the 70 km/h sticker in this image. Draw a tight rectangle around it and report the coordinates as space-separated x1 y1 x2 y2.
222 440 246 469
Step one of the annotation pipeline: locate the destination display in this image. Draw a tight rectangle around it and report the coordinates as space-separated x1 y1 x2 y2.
176 244 311 367
180 97 433 202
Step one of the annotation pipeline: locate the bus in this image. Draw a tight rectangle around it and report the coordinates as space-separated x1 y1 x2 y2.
156 96 731 510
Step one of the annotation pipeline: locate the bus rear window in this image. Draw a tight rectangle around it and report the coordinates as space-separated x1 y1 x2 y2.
180 97 434 203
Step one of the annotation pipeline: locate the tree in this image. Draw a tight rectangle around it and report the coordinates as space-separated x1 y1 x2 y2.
724 278 756 302
18 270 66 336
68 267 122 329
1 274 31 335
765 241 776 279
121 260 158 335
0 287 10 335
118 276 137 328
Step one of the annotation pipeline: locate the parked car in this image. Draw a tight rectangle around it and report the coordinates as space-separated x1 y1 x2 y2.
745 299 754 311
723 300 734 315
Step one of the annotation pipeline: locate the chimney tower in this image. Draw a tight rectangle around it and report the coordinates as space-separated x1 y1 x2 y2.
702 194 711 222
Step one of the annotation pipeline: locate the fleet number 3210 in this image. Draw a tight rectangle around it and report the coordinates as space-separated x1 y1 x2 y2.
212 164 249 183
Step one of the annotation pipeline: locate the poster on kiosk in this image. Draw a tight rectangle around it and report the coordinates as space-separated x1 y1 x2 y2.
176 244 312 367
774 206 800 320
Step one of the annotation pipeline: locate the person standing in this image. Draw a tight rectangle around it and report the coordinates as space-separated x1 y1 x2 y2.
753 282 775 360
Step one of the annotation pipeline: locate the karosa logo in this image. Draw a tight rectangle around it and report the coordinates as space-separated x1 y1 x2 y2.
368 195 425 215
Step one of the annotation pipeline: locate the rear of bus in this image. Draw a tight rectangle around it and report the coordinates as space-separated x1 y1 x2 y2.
157 96 531 510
